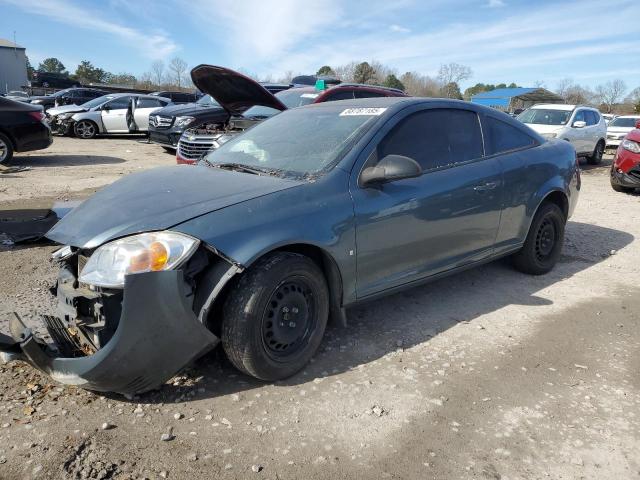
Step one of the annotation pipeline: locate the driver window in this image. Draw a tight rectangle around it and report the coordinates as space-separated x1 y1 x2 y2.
573 110 585 124
376 109 483 171
105 97 130 110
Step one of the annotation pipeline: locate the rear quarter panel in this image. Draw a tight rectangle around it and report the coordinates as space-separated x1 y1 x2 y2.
494 139 578 253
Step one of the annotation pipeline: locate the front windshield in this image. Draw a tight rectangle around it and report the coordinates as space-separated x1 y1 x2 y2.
203 105 381 176
81 96 113 109
196 94 219 106
242 89 319 119
518 108 572 126
609 117 639 128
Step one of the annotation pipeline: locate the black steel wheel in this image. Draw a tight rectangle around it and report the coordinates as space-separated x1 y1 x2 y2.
222 252 329 381
512 202 565 275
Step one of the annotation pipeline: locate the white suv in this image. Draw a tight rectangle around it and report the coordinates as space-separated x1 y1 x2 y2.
517 104 607 164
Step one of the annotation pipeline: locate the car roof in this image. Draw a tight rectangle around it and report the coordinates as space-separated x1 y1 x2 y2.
102 92 170 101
531 104 576 111
614 115 640 118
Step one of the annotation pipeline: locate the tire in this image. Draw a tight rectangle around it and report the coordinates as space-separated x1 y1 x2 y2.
512 202 566 275
74 120 98 139
222 252 329 381
0 132 14 164
610 181 633 193
587 140 604 165
162 146 175 153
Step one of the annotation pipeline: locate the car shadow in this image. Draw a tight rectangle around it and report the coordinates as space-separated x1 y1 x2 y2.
578 155 612 173
14 155 126 167
131 220 634 404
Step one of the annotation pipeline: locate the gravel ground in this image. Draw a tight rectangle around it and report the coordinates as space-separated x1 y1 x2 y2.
0 137 639 479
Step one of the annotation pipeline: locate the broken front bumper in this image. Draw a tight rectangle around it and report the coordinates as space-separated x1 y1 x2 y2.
0 270 219 395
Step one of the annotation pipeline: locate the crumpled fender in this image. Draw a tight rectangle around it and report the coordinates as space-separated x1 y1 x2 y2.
6 270 219 395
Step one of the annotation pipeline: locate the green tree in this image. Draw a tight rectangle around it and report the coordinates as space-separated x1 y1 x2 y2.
495 83 507 89
441 81 463 99
37 57 66 74
508 82 518 88
25 56 34 79
74 60 106 83
104 72 137 85
316 65 334 76
383 74 405 91
353 62 376 84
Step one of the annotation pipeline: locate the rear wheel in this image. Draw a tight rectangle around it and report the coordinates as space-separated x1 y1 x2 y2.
74 120 98 139
221 252 329 381
512 202 565 275
587 140 604 165
0 132 14 164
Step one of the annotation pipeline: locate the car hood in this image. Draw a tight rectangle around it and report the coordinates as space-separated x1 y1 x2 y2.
47 104 85 116
28 96 54 102
191 65 287 116
151 102 225 118
46 165 304 249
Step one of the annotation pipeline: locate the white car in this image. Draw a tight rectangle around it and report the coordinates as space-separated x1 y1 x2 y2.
51 93 171 139
517 104 607 164
606 115 640 148
602 113 616 124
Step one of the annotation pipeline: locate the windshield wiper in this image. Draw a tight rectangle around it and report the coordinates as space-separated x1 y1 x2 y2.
205 161 269 176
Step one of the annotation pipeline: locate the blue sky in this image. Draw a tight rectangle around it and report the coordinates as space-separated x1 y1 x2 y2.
1 0 639 91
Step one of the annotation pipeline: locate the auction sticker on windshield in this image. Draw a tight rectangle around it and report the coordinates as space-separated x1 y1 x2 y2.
339 108 387 116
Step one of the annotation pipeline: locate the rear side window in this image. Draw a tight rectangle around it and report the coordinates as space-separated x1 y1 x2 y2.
137 98 164 108
323 90 355 101
484 117 536 155
378 109 483 170
354 90 386 99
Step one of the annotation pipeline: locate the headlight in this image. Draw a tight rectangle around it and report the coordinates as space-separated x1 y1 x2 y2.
541 133 558 139
58 113 72 120
621 139 640 154
174 116 195 128
79 232 199 288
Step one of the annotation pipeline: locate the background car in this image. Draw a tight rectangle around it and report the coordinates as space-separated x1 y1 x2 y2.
602 113 616 124
0 97 52 164
28 87 106 111
30 71 80 89
148 83 290 151
150 91 202 104
67 93 170 139
610 120 640 193
517 104 607 164
606 115 640 149
1 97 580 394
176 65 407 164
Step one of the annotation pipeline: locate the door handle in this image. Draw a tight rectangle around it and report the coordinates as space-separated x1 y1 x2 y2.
473 181 498 192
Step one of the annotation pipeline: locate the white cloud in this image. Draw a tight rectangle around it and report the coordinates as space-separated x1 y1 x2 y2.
390 24 411 33
1 0 178 60
189 0 342 62
487 0 506 7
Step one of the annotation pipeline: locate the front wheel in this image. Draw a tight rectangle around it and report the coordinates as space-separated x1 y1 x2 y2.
0 132 14 164
221 252 329 381
587 140 604 165
74 120 97 139
512 202 565 275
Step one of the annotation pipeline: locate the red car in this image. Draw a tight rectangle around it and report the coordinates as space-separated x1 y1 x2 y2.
176 65 408 164
611 119 640 193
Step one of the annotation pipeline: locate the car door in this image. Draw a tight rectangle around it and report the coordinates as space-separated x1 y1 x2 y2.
101 96 131 132
583 110 599 153
350 106 503 299
134 98 166 131
570 109 588 153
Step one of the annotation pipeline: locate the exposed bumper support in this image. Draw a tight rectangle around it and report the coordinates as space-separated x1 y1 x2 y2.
1 270 219 395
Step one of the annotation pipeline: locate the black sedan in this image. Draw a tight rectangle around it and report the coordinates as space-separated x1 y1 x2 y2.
0 97 52 164
0 98 580 394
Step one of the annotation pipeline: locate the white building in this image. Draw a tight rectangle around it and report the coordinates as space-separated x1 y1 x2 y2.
0 38 28 93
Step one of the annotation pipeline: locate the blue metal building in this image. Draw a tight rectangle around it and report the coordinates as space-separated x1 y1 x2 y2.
471 87 564 112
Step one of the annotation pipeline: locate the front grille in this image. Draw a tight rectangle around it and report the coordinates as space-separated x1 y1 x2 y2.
628 168 640 181
177 135 222 160
149 115 173 129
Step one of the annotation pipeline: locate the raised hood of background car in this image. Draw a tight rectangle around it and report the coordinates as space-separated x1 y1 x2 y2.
46 165 304 249
191 65 287 116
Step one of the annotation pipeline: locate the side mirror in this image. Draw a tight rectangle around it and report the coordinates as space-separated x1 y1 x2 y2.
360 154 422 187
572 120 586 128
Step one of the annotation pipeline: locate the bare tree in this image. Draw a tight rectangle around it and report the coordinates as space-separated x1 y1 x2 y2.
168 57 188 88
437 63 472 97
400 71 441 97
533 80 546 89
151 60 165 86
595 79 627 113
555 78 573 100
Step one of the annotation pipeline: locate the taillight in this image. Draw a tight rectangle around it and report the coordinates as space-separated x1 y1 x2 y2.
28 111 45 122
